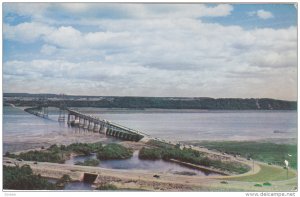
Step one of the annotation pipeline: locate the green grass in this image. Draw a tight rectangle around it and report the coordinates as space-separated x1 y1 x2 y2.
225 164 297 182
194 141 297 169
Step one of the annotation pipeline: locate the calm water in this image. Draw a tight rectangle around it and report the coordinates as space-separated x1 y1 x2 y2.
82 108 297 141
3 106 297 147
65 151 217 176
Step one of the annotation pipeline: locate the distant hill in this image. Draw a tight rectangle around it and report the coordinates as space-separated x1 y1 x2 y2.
3 93 297 110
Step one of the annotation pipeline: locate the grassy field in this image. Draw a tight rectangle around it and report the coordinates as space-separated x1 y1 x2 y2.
190 141 297 169
224 164 297 182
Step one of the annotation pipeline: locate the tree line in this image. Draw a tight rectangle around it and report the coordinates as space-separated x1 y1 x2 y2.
5 96 297 110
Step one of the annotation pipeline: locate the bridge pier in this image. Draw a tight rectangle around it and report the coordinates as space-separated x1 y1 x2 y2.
89 122 94 131
67 114 70 124
93 123 98 132
100 126 106 134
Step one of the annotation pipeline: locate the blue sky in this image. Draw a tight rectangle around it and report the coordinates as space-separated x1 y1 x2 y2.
3 3 298 100
203 4 297 29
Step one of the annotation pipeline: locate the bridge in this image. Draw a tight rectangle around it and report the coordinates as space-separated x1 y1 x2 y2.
24 104 146 142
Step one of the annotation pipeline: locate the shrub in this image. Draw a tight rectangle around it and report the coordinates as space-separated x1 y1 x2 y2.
254 184 262 187
17 150 64 163
97 143 133 160
138 147 162 160
263 182 272 186
16 150 64 163
3 165 56 190
220 181 228 184
66 142 103 155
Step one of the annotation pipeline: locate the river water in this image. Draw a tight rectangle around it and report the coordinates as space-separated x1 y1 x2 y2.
82 108 297 141
3 106 297 153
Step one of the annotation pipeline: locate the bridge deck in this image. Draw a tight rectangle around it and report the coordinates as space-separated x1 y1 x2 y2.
67 109 149 137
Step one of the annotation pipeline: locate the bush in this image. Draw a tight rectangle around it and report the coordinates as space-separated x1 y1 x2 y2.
3 165 56 190
263 182 272 186
220 181 228 184
138 147 162 160
254 184 262 187
97 143 133 160
66 142 103 155
17 150 64 163
47 144 60 152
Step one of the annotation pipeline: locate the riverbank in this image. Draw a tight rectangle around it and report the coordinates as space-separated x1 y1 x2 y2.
182 139 297 169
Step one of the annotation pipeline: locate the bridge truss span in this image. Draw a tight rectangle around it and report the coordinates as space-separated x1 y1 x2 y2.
66 109 145 142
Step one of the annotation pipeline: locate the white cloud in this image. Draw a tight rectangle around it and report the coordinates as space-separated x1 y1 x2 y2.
3 22 54 43
3 3 50 20
44 26 83 48
59 3 91 13
4 3 234 23
248 9 274 20
140 4 234 18
41 44 57 55
257 9 274 19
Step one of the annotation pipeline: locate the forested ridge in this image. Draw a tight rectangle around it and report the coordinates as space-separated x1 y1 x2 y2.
4 93 297 110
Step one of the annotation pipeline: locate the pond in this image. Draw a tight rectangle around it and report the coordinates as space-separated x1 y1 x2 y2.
65 150 219 176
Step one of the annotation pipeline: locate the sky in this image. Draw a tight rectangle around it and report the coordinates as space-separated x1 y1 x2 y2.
2 3 298 100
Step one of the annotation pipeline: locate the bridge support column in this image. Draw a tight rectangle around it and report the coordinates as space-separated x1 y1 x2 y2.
79 117 82 127
67 113 71 126
101 126 107 134
98 124 102 133
88 120 91 130
93 123 98 132
89 122 94 131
